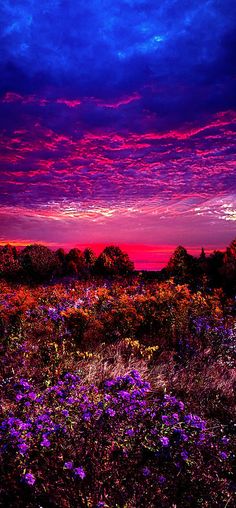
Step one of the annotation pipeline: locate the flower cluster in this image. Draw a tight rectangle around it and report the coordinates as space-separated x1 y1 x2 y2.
0 370 233 507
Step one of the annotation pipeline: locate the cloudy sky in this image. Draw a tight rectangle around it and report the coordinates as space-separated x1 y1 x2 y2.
0 0 235 268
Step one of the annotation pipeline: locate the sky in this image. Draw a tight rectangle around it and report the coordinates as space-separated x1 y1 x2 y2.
0 0 236 269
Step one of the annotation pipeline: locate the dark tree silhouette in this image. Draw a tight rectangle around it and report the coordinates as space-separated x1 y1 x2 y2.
55 248 67 276
221 243 236 294
83 248 96 276
0 244 21 280
166 246 195 283
66 248 86 276
95 245 134 276
20 244 59 282
207 250 224 288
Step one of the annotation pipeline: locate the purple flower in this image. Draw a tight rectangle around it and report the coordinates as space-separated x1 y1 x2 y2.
16 393 24 401
181 450 189 461
161 415 170 425
104 379 115 389
40 436 51 447
83 411 92 421
220 451 228 460
64 461 73 469
28 392 37 400
221 436 230 444
23 473 35 486
160 436 169 446
184 414 206 430
67 397 76 405
118 390 131 400
142 466 151 477
126 428 135 436
18 442 29 454
9 426 19 437
74 466 86 479
198 433 206 444
19 379 31 390
172 413 179 421
19 422 31 431
158 475 166 484
106 408 116 417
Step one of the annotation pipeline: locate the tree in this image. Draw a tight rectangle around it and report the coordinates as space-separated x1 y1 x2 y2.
166 246 194 283
65 248 86 276
83 248 96 268
207 250 224 288
20 244 59 282
0 244 21 280
221 246 236 294
228 238 236 259
95 246 134 277
83 248 96 276
55 248 67 277
197 247 209 288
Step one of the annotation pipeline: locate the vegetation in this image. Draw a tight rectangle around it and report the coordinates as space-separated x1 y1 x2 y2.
0 271 235 507
0 238 236 294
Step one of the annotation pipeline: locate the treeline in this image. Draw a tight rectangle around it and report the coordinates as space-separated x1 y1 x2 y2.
163 239 236 294
0 239 236 293
0 244 134 283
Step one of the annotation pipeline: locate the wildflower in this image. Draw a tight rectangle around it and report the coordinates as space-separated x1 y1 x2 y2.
118 390 131 400
40 436 51 447
142 466 151 477
83 411 92 421
16 393 24 401
104 379 115 389
23 473 35 486
10 429 20 438
74 466 86 479
161 415 170 425
67 397 76 405
221 436 230 444
28 392 37 401
18 442 29 454
220 451 228 460
106 408 116 417
64 461 73 469
184 414 206 430
172 413 179 421
160 436 169 446
158 475 166 484
126 428 135 436
19 379 31 390
181 450 189 461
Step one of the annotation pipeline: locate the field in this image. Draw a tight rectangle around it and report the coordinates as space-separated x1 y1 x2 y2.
0 277 235 507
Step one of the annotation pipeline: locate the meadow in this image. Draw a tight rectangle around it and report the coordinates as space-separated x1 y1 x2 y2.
0 276 235 507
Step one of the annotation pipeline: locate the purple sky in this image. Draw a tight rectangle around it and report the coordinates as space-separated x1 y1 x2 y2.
0 1 235 268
